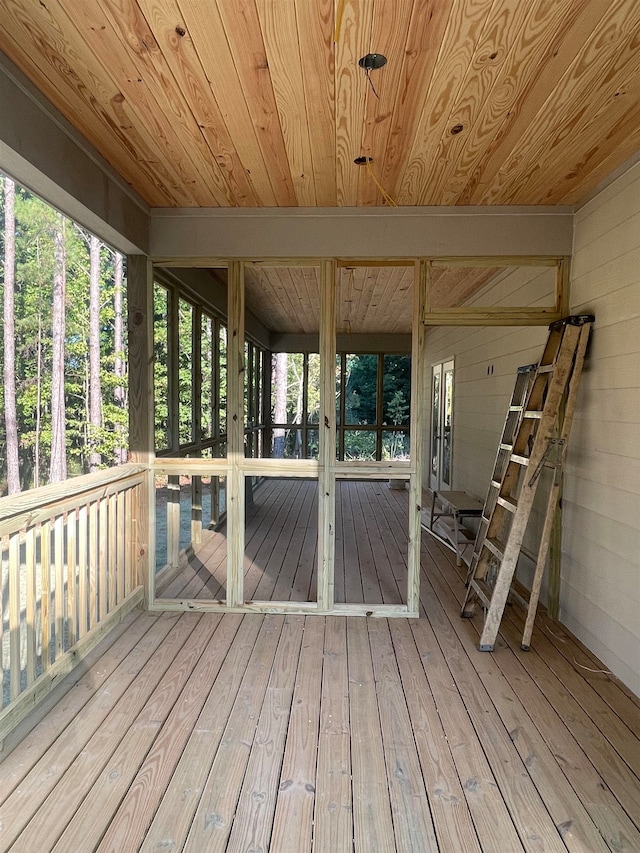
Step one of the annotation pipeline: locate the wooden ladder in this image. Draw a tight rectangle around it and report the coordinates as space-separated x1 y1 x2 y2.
465 362 538 587
461 314 595 652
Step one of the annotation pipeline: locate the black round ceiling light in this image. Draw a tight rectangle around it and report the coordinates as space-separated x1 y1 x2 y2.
358 53 387 71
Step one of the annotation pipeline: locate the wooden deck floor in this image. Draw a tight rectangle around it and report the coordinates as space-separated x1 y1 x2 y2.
1 484 640 851
160 478 410 605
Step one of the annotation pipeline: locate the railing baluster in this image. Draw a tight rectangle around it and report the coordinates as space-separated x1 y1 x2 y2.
78 503 88 641
1 536 5 709
192 474 202 545
26 526 37 685
167 475 180 568
99 497 108 620
40 520 51 673
117 490 126 604
125 488 133 597
89 501 98 630
66 509 77 647
54 514 65 659
108 494 117 612
9 531 21 702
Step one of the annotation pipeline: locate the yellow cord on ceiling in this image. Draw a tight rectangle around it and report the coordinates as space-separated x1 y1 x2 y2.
334 0 346 42
366 160 398 206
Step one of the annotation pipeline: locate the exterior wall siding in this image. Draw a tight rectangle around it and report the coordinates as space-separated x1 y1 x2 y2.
564 163 640 695
423 169 640 694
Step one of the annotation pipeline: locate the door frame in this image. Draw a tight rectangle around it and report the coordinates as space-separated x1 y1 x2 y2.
429 358 454 493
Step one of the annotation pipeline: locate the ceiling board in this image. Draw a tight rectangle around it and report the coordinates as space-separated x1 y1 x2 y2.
0 0 638 208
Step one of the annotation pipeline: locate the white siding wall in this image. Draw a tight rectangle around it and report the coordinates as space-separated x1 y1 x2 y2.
422 170 640 695
564 163 640 696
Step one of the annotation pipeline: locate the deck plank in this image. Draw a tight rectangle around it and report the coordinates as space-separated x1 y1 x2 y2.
270 617 324 851
288 483 318 602
348 482 385 605
313 616 352 852
251 481 306 601
347 617 396 851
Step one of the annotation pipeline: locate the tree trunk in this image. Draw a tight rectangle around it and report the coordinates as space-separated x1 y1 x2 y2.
88 234 102 472
34 310 42 489
49 215 67 484
273 351 288 458
113 251 127 464
3 177 20 494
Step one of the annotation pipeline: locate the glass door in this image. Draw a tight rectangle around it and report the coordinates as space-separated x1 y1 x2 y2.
430 359 454 491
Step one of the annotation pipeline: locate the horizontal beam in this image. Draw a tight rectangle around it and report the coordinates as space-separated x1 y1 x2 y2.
271 332 412 353
150 207 574 260
429 256 561 268
424 307 562 326
152 600 416 618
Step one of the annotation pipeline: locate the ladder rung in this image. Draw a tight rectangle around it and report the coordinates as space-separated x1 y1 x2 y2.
499 443 513 452
536 364 555 374
508 405 524 412
491 479 501 489
497 495 517 513
524 410 544 419
469 579 492 609
485 537 505 560
510 454 529 466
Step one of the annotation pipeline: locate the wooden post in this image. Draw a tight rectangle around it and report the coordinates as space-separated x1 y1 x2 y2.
375 353 384 460
192 304 203 545
227 261 245 607
211 316 221 526
548 387 567 621
127 254 155 608
556 256 571 318
262 347 272 459
318 259 336 611
166 284 180 572
407 261 426 615
548 258 570 618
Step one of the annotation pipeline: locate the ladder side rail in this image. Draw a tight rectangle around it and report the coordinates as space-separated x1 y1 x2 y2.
520 322 593 648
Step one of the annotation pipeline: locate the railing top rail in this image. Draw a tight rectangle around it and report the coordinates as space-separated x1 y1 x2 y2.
0 464 147 528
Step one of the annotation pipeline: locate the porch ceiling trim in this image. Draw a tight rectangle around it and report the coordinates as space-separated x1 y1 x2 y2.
149 206 574 260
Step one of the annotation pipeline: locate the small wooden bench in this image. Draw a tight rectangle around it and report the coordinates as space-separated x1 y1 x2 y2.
429 489 484 566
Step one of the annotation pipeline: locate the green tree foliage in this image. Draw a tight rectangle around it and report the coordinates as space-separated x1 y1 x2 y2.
0 174 128 493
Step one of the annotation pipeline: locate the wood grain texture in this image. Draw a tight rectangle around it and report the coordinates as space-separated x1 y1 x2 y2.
2 0 639 207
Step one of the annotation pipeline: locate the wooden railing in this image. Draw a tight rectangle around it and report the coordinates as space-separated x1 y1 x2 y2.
0 464 147 741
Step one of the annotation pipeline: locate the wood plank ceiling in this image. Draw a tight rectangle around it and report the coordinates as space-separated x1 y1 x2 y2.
1 0 640 210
